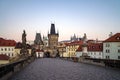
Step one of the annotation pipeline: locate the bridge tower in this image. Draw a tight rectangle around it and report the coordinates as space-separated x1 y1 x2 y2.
48 23 59 57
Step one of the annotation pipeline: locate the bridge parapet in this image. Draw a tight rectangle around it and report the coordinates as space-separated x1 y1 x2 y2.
0 57 35 80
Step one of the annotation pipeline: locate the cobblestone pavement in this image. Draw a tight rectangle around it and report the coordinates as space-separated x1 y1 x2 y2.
9 58 120 80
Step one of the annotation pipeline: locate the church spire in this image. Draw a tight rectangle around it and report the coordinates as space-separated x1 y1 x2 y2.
50 23 56 34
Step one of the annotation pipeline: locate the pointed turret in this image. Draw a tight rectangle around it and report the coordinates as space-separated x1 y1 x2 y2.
34 33 43 45
50 24 56 34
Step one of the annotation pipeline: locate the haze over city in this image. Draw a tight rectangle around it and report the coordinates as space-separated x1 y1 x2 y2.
0 0 120 42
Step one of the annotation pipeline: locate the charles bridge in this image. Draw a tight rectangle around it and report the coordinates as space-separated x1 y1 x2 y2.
0 57 120 80
0 26 119 80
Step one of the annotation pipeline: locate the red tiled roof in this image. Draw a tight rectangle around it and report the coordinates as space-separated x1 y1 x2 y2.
66 41 83 46
0 54 9 60
104 33 120 42
0 38 16 46
87 43 103 51
64 43 69 46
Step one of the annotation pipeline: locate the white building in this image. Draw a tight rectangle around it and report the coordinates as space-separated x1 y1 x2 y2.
76 43 103 59
76 33 103 59
76 45 82 57
103 33 120 60
36 49 44 58
0 38 16 57
87 43 103 59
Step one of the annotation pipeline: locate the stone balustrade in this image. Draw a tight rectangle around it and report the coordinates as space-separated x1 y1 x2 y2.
0 57 35 80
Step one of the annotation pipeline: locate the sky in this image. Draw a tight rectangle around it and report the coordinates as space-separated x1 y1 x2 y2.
0 0 120 42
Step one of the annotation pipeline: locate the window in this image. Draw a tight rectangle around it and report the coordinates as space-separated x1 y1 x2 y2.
12 53 14 56
1 48 3 51
118 49 120 53
12 48 14 51
5 48 7 51
106 43 110 47
99 52 101 55
106 56 110 59
9 48 10 51
118 56 120 59
106 50 107 53
8 53 10 56
94 52 96 55
106 49 110 53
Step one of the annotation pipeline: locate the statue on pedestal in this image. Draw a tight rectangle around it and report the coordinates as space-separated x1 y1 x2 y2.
20 30 28 58
82 33 88 57
22 30 27 48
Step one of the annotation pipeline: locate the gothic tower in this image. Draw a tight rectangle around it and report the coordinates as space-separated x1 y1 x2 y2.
34 33 43 49
48 23 59 50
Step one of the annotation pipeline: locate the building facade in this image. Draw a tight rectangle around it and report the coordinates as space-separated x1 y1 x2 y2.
76 43 103 59
103 33 120 60
76 33 103 59
0 38 16 57
87 43 103 58
66 41 83 57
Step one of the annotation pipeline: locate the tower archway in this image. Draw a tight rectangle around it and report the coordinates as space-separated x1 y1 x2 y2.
44 51 50 58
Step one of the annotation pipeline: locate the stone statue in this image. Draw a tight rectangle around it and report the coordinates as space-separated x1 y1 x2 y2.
20 30 28 58
22 30 26 44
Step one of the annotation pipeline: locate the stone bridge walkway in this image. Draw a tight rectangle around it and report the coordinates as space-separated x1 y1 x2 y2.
9 58 120 80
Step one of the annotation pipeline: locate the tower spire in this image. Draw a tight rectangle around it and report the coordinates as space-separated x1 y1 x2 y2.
50 23 56 34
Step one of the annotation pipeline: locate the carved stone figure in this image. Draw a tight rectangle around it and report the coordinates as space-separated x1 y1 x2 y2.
22 30 26 44
20 30 28 58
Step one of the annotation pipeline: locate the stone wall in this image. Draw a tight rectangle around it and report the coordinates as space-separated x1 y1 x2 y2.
0 57 35 80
